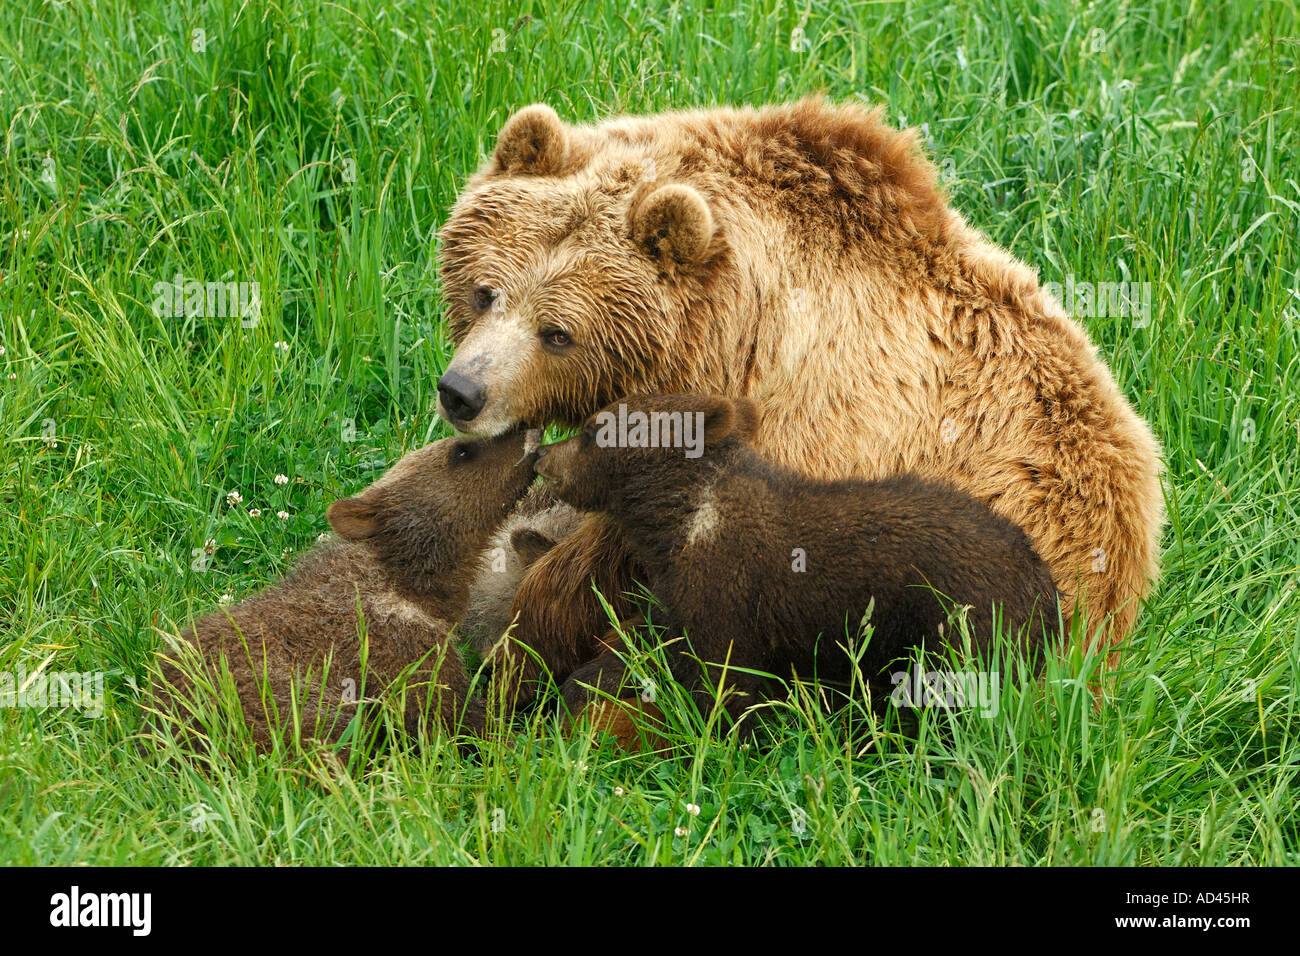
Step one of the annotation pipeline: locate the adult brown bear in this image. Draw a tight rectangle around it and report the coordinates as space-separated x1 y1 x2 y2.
436 98 1163 703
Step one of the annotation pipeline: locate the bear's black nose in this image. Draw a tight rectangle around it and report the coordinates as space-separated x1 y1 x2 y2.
437 370 486 422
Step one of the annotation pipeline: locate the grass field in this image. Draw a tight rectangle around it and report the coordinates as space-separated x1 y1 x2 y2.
1 0 1297 866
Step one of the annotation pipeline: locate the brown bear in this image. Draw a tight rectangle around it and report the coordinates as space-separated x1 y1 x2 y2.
151 431 538 753
436 97 1163 703
461 481 583 667
533 393 1063 728
459 483 667 747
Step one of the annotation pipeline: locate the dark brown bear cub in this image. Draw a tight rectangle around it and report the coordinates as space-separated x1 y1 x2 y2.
152 431 538 753
534 394 1062 728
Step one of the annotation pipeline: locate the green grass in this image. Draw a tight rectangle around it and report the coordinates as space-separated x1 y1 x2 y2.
1 0 1297 865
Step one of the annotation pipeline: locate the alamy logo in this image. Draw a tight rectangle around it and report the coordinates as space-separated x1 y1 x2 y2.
49 886 151 936
890 669 1000 718
0 667 104 718
1043 275 1152 326
151 272 261 326
594 402 705 459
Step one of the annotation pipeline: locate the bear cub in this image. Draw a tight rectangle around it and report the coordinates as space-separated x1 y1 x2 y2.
152 430 538 753
535 394 1063 727
461 482 584 677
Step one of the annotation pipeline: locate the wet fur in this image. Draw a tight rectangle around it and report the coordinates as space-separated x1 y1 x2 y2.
439 98 1163 699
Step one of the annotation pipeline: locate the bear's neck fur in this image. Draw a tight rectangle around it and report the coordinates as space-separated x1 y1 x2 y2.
371 529 484 622
295 530 482 626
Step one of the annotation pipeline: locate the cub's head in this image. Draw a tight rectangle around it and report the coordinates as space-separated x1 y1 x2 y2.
436 103 725 437
534 393 759 512
327 430 539 576
461 484 584 657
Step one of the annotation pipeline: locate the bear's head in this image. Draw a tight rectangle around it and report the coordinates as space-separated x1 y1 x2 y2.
327 430 539 589
436 104 725 437
534 393 760 513
461 483 584 658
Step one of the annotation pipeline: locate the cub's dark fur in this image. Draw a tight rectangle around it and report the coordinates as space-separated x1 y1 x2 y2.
151 431 537 753
462 482 584 665
535 393 1062 727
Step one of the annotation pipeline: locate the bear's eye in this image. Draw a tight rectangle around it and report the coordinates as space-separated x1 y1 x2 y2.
472 286 496 312
453 442 476 462
542 329 572 349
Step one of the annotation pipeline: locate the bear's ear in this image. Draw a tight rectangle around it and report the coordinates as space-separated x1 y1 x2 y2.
493 104 569 176
731 397 761 443
630 184 715 266
699 394 737 446
510 526 558 568
327 495 380 540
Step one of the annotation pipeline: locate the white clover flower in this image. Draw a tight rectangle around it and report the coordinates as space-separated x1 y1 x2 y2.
274 473 289 485
674 826 688 838
685 803 701 816
276 510 289 521
0 345 6 355
273 341 289 353
613 786 624 796
7 373 15 380
219 594 234 605
317 532 329 542
248 508 262 518
203 539 216 554
226 490 243 506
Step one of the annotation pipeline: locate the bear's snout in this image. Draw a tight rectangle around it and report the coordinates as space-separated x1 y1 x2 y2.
533 440 571 483
533 443 555 477
437 369 487 423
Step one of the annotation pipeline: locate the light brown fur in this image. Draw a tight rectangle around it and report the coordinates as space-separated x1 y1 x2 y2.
462 481 584 662
437 98 1163 692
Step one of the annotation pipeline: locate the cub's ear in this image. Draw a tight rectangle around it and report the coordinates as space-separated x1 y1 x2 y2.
698 394 737 446
327 495 380 540
731 397 761 443
510 527 558 568
630 184 715 266
494 104 568 176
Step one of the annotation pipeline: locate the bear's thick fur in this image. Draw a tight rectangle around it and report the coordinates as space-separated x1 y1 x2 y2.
461 481 583 666
535 393 1062 727
459 484 664 747
437 98 1163 700
151 432 538 752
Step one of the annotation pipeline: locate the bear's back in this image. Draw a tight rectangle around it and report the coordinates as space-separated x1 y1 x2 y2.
154 541 462 750
711 453 1062 660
